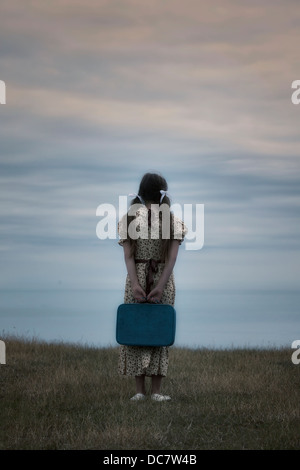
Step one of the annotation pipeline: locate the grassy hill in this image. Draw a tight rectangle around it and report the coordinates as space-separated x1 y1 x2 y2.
0 335 299 450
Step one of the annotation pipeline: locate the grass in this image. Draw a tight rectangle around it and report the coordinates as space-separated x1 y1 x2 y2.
0 335 299 450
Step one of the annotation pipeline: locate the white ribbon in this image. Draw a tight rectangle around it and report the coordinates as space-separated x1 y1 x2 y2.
160 189 170 203
129 193 145 204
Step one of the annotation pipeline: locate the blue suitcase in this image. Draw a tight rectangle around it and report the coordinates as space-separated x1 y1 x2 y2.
116 303 176 347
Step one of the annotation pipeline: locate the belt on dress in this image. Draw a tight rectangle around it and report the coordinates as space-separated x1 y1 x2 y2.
135 258 163 296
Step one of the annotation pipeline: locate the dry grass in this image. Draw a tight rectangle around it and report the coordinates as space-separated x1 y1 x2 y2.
0 335 299 450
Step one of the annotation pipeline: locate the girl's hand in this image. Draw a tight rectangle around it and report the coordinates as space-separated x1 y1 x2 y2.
132 283 147 303
147 286 163 304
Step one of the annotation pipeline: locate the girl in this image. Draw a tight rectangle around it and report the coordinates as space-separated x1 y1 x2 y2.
118 172 187 401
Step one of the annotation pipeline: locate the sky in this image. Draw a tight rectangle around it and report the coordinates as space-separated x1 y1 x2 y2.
1 0 300 301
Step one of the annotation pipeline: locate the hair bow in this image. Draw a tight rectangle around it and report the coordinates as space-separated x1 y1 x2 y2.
129 193 145 205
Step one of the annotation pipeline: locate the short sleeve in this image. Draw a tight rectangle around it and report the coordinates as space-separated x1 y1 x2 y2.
172 215 188 245
117 214 128 246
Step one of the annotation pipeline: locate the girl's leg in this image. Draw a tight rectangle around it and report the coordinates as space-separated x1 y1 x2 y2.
135 374 146 395
151 374 163 394
151 375 171 401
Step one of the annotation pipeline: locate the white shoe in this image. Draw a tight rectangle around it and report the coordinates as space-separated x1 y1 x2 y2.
151 393 171 402
130 393 146 401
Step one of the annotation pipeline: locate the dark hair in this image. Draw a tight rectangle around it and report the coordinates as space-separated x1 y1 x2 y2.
127 172 174 261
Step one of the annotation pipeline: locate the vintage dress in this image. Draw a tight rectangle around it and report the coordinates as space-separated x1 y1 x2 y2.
118 205 187 377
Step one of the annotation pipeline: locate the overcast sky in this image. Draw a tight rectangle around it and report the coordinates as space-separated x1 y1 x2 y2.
1 0 300 295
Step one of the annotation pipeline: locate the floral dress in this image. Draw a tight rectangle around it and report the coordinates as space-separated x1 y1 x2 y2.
118 205 187 377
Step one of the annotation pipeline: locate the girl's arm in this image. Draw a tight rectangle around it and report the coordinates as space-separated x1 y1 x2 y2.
147 240 180 303
122 241 147 302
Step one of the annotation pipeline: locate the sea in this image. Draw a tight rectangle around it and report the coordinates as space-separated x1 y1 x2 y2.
0 288 299 350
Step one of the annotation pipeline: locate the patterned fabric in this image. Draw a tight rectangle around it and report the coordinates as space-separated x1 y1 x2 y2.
117 205 187 377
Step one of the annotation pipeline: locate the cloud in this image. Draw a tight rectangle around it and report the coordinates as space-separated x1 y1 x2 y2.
0 0 299 292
